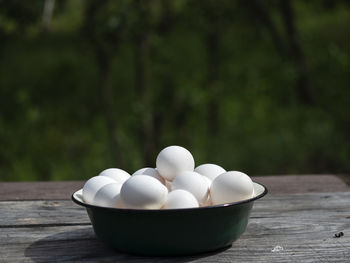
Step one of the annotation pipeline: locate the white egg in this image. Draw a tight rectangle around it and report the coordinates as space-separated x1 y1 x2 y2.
82 176 115 204
120 175 168 209
132 167 166 185
194 163 226 181
171 171 209 205
93 183 124 208
163 190 199 209
156 145 195 181
98 168 130 184
211 171 254 205
202 175 213 188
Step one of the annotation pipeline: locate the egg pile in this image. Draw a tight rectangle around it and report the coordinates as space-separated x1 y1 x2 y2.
82 145 254 209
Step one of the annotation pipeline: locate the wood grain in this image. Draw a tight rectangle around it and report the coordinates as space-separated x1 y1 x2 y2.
0 192 349 227
0 200 90 227
0 175 349 201
0 192 349 262
1 226 349 263
0 181 84 201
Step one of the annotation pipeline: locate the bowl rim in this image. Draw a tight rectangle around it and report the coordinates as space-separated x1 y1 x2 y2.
71 182 268 213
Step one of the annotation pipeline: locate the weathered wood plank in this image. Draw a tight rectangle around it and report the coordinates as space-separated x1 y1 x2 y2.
0 213 348 262
0 175 348 200
0 181 83 201
0 192 349 262
0 200 90 227
1 192 349 227
254 174 349 194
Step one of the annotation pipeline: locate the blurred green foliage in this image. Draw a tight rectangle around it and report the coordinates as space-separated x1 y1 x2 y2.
0 0 349 181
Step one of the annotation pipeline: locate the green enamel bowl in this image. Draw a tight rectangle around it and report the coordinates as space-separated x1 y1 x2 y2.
72 182 267 256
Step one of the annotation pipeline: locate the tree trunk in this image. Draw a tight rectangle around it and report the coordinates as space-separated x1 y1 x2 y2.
205 28 220 137
97 53 122 166
82 0 126 166
42 0 55 33
135 34 155 165
250 0 285 58
280 0 314 105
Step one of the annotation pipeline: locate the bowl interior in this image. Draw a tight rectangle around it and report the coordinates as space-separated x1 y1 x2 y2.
72 182 266 209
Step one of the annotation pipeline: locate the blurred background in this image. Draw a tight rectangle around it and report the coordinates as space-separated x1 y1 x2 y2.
0 0 349 181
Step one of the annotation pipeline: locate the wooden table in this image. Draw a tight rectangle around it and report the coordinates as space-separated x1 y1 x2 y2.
1 175 349 262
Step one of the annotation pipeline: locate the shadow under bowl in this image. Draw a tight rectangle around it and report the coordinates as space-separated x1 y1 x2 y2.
72 182 267 256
